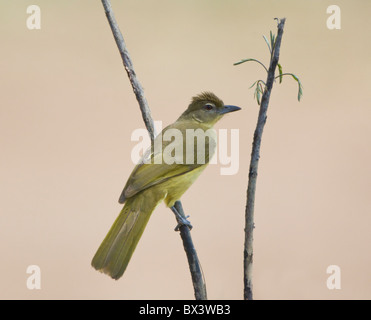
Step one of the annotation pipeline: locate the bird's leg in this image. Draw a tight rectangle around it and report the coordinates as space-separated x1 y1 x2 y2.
171 205 193 231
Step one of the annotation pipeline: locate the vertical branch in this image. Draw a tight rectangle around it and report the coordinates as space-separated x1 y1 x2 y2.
101 0 156 140
174 201 207 300
244 18 286 300
100 0 207 300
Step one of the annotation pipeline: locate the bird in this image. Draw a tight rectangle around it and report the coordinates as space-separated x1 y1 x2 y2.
91 92 241 280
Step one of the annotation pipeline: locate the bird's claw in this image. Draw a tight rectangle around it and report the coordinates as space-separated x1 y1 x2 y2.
174 215 193 231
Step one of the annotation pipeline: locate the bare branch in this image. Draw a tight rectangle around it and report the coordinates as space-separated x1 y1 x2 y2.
174 201 207 300
101 0 156 140
244 18 286 300
100 0 207 300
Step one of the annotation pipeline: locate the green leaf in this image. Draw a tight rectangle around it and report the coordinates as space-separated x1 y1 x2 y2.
259 81 264 96
277 63 283 83
255 80 266 105
234 58 259 65
273 72 303 102
270 31 276 48
297 79 303 101
249 80 259 89
233 58 268 73
289 73 303 101
256 85 261 105
263 35 272 53
233 59 248 66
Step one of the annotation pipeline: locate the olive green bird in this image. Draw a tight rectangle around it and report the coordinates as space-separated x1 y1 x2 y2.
91 92 240 280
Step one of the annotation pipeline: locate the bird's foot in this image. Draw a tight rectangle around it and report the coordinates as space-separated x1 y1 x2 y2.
171 205 193 231
174 215 193 231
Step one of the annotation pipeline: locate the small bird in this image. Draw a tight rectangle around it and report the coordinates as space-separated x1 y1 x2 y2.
91 92 240 280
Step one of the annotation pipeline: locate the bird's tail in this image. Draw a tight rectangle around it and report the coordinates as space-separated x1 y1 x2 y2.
91 193 157 280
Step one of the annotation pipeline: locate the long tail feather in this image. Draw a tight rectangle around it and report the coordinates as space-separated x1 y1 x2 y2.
91 194 156 280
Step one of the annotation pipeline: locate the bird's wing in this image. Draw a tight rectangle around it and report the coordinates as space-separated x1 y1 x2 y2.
118 125 216 203
126 164 195 198
118 155 200 204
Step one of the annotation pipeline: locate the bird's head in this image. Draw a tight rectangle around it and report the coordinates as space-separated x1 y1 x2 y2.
179 92 241 127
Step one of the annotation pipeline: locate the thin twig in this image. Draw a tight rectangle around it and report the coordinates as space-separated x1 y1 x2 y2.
101 0 156 140
100 0 207 300
244 18 286 300
174 201 207 300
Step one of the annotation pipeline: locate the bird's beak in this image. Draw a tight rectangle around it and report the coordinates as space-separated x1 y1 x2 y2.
220 105 241 114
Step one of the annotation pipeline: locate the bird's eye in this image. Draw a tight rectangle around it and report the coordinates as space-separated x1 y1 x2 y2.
204 104 214 111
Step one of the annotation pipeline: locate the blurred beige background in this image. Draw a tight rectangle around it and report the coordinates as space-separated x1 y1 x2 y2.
1 0 370 299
